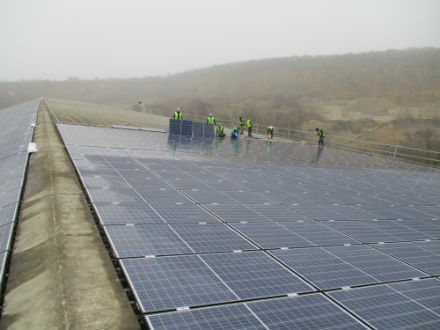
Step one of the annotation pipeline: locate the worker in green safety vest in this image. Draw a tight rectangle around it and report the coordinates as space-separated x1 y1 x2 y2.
207 114 216 125
239 113 245 133
316 128 325 146
267 126 274 139
173 108 182 120
217 124 225 137
231 126 240 139
247 119 253 137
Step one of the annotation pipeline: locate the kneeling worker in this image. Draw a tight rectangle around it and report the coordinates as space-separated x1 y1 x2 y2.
231 126 241 139
267 125 274 139
217 124 225 137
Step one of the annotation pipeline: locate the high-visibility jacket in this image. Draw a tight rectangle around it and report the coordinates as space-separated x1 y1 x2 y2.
247 119 252 128
231 127 240 138
240 116 245 125
317 128 325 137
174 111 182 119
217 125 224 134
267 126 274 132
207 116 215 124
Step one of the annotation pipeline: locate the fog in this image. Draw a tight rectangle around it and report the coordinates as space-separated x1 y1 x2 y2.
1 0 439 81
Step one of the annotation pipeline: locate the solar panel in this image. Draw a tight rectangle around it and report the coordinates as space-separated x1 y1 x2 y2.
200 251 314 299
104 224 192 257
398 220 440 239
202 123 215 138
147 302 266 330
0 100 39 291
325 220 432 243
135 188 192 204
87 188 143 203
374 241 440 276
231 223 312 249
192 122 204 138
246 294 367 330
120 256 238 313
0 223 14 253
391 278 440 314
280 222 361 246
271 245 426 290
125 175 170 189
222 191 270 204
0 203 18 227
168 119 181 135
0 188 21 208
81 175 130 189
149 203 221 223
329 279 440 330
148 293 369 330
94 202 164 225
56 122 440 329
182 190 237 204
289 204 352 221
170 223 257 253
204 204 270 223
250 204 312 222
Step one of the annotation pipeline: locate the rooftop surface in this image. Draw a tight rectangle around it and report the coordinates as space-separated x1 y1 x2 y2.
1 100 440 329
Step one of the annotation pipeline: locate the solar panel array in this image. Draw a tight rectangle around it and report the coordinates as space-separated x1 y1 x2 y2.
169 119 215 138
57 123 440 330
0 100 40 284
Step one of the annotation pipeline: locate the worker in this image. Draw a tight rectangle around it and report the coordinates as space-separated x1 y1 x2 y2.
173 108 182 120
239 113 245 133
316 128 325 146
216 124 225 137
231 126 240 139
207 114 216 125
267 126 274 139
247 119 253 137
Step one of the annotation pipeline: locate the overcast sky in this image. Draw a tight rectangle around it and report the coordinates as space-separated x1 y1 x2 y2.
1 0 439 81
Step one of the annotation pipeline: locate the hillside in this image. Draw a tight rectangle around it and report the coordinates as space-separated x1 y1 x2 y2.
1 48 439 149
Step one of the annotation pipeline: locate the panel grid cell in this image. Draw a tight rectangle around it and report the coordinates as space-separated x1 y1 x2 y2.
271 245 426 290
329 279 440 330
121 256 238 313
170 223 257 253
94 202 164 225
104 224 192 257
201 251 314 299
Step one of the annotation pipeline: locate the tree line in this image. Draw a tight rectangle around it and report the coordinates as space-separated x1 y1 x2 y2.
1 48 439 109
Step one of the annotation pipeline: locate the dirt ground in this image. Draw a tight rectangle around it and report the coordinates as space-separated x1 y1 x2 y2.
0 101 140 329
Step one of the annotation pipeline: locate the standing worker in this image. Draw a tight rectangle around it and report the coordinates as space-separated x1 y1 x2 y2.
207 114 216 125
247 119 253 137
239 113 245 134
267 126 274 139
173 108 182 120
316 128 325 146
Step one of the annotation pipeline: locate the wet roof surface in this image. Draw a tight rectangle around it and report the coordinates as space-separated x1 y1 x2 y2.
57 123 440 330
58 124 437 172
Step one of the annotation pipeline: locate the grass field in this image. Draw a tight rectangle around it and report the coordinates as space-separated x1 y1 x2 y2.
46 98 169 129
